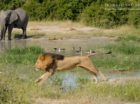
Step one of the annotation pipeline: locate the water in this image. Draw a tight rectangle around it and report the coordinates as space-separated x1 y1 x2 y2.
0 40 27 52
107 71 140 80
61 73 78 92
0 37 114 54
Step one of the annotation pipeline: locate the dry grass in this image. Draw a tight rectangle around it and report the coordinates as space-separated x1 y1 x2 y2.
29 21 85 28
34 97 131 104
11 21 140 40
101 25 140 37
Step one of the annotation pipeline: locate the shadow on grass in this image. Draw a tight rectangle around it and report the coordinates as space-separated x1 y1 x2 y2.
14 33 46 39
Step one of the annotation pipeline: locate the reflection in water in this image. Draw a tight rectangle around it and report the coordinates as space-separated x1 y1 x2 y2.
61 73 78 92
0 41 11 51
108 71 140 79
0 41 5 51
0 40 27 52
14 39 27 48
0 37 114 54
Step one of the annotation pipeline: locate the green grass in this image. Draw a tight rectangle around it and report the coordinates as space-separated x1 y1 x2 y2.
76 81 140 102
0 46 44 64
90 37 140 71
92 54 140 71
105 41 140 55
117 35 140 42
0 40 140 104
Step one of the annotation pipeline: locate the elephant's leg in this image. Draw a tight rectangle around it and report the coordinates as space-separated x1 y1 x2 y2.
0 30 2 40
3 26 7 40
22 28 27 39
8 26 13 40
0 33 3 40
0 32 4 40
0 27 7 40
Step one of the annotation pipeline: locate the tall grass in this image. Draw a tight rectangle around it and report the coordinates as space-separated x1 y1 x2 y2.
93 55 140 71
91 39 140 71
0 73 30 104
118 35 140 42
105 41 140 55
73 81 140 102
0 46 44 64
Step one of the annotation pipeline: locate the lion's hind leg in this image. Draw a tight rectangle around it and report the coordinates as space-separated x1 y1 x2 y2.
78 59 107 82
78 65 99 83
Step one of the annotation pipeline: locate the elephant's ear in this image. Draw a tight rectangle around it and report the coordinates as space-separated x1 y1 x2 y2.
9 11 18 24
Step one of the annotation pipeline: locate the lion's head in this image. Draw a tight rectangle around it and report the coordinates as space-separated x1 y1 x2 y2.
35 53 64 71
35 54 53 71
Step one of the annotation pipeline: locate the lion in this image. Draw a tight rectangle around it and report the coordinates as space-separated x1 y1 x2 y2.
35 52 107 85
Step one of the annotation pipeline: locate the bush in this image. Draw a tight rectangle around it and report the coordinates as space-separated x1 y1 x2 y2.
80 0 129 28
128 11 140 28
0 0 140 28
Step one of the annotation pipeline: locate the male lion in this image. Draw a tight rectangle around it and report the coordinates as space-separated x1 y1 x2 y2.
35 53 107 85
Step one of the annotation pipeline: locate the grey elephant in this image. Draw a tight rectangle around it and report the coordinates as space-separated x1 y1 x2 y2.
0 8 29 40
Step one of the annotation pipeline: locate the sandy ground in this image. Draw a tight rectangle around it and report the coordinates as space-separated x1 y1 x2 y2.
12 21 105 40
27 21 98 34
26 21 138 38
28 25 96 33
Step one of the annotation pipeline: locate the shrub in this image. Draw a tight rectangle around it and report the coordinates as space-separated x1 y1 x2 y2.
128 11 140 28
0 0 140 28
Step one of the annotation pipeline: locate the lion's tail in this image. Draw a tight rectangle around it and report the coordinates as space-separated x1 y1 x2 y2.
87 50 112 57
87 53 97 57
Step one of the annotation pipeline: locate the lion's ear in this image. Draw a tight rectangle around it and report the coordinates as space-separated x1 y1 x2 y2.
39 55 45 61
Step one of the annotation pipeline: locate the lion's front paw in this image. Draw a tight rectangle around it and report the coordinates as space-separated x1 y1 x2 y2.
35 78 42 83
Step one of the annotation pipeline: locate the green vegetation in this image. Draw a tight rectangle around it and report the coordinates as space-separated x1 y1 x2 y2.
92 36 140 71
0 46 44 64
0 46 44 104
0 0 140 28
0 39 139 103
105 41 140 55
74 81 140 102
0 76 30 104
0 0 140 103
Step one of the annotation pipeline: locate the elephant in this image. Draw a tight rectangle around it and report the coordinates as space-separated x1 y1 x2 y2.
0 8 29 40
